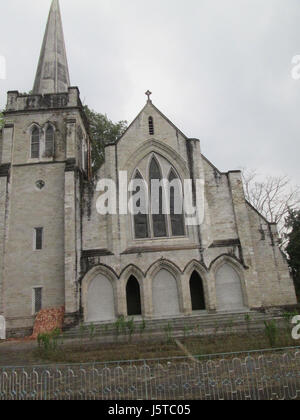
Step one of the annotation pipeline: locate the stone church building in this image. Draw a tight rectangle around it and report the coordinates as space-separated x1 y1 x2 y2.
0 0 297 336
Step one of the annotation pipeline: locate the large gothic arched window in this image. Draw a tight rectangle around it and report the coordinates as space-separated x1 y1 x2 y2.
31 126 40 158
132 154 186 240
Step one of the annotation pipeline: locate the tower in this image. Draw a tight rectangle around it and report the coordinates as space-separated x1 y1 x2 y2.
0 0 90 336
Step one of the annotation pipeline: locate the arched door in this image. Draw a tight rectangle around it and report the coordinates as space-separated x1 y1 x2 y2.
152 269 180 317
126 276 142 316
87 274 115 322
215 264 245 312
190 271 206 310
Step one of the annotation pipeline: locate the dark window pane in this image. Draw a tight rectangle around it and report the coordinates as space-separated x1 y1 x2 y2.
31 127 40 158
153 214 167 237
169 169 185 236
34 288 42 313
45 126 54 156
150 158 167 237
170 214 185 236
150 158 160 179
148 117 154 135
133 171 149 239
35 227 43 250
135 214 149 238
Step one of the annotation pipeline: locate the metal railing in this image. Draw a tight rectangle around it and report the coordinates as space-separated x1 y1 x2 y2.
1 347 300 400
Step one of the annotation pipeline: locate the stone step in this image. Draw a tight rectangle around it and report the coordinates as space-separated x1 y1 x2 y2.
62 311 280 340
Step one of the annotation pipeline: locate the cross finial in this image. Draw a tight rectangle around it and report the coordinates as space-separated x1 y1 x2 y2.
145 90 152 102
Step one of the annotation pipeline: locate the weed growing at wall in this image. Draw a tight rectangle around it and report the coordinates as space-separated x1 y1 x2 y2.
264 320 278 347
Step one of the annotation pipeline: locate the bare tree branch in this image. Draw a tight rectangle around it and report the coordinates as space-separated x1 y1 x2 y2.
242 169 300 248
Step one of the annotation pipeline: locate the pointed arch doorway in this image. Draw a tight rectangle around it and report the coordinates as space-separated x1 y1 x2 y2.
189 271 206 311
126 276 142 316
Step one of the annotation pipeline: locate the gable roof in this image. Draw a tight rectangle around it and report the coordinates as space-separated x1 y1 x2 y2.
105 100 194 147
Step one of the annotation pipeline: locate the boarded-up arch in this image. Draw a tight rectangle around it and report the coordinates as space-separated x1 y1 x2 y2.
152 269 180 317
87 274 115 322
215 264 245 312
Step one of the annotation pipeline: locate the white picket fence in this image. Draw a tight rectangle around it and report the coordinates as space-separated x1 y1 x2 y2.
1 347 300 400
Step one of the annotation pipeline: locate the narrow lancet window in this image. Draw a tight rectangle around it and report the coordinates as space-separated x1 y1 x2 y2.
45 125 54 157
150 158 167 237
148 117 154 135
31 126 40 158
133 171 149 239
33 287 42 314
35 227 43 250
169 169 185 236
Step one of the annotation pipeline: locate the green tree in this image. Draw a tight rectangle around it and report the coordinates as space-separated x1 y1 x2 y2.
83 106 127 176
285 209 300 300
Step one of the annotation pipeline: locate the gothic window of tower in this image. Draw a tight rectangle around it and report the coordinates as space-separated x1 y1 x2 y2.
44 124 54 157
31 126 40 158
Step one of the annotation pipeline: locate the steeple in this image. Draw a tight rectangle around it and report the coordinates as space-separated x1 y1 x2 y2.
32 0 70 95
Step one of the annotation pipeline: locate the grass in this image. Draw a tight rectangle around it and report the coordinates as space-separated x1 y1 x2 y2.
1 315 299 366
0 327 296 366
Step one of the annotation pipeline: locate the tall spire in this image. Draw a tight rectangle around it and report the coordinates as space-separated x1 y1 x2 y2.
33 0 70 94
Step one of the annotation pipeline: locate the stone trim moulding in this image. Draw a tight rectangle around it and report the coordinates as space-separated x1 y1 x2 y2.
208 239 241 248
82 249 114 257
121 244 202 255
14 161 65 168
4 106 83 116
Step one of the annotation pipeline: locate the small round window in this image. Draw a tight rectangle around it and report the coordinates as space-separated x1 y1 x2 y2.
35 180 45 190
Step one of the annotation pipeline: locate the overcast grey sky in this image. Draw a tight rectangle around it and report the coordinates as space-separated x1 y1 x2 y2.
0 0 299 183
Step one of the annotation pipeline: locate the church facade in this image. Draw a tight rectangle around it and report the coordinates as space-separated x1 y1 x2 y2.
0 0 297 336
